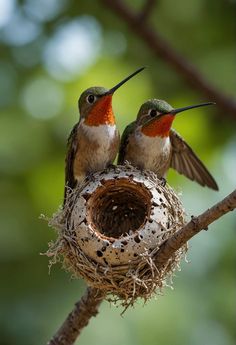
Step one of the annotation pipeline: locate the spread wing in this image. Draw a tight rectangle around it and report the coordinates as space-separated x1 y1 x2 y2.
64 123 79 204
170 129 218 190
117 122 135 164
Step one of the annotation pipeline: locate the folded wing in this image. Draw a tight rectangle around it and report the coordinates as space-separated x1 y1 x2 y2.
64 124 79 204
118 122 135 164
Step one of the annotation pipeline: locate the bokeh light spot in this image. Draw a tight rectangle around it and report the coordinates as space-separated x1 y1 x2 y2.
0 0 15 28
24 0 67 22
43 16 102 81
21 77 64 119
1 9 42 46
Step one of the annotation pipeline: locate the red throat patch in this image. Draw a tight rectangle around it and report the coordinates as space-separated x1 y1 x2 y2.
141 114 175 137
84 95 115 126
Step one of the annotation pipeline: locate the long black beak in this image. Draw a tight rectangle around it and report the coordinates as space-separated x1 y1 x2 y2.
105 67 146 95
170 102 216 115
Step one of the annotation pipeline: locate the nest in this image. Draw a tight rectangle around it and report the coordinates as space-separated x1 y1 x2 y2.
47 164 187 307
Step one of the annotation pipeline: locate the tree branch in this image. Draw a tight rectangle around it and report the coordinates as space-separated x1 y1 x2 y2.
100 0 236 120
47 287 105 345
139 0 156 22
155 189 236 267
47 189 236 345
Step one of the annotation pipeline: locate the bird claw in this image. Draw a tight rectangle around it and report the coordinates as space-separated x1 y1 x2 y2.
104 163 116 174
107 163 116 169
86 173 96 182
160 177 167 187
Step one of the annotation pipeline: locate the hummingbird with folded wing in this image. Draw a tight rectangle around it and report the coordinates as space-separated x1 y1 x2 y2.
118 99 218 190
64 67 145 204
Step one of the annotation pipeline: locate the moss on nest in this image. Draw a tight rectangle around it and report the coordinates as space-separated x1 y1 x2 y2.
47 164 187 307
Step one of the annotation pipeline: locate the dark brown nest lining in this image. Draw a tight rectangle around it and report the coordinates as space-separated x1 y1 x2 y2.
47 165 187 306
86 178 152 238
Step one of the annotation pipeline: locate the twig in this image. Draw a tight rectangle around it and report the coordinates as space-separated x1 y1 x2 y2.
47 189 236 345
100 0 236 120
47 287 105 345
155 189 236 267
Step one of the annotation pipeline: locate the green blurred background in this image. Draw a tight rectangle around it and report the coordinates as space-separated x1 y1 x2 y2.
0 0 235 344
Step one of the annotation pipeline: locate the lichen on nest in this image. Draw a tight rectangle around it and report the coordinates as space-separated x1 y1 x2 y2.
46 164 187 307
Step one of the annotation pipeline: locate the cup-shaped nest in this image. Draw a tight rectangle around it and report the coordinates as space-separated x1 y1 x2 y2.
47 165 187 306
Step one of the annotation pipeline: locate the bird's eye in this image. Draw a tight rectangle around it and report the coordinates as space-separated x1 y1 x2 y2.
87 94 96 104
149 109 157 117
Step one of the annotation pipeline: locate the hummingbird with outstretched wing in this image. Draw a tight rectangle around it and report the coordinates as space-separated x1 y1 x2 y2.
118 99 218 190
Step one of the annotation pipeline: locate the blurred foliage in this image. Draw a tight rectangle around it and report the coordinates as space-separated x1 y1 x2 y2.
0 0 235 344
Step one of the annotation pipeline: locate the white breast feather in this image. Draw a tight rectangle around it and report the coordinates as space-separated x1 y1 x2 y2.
81 120 116 150
135 129 170 170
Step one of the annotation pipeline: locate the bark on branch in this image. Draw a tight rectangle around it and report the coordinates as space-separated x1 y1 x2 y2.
47 189 236 345
155 189 236 267
100 0 236 120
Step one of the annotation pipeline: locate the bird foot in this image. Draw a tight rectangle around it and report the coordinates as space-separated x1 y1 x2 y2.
160 177 167 187
86 173 96 182
104 164 117 174
107 163 116 169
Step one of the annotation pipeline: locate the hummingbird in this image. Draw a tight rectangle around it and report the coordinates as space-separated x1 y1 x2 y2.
118 99 218 190
64 67 145 204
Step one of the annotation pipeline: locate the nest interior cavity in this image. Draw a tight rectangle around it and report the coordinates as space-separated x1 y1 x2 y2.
86 178 152 238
